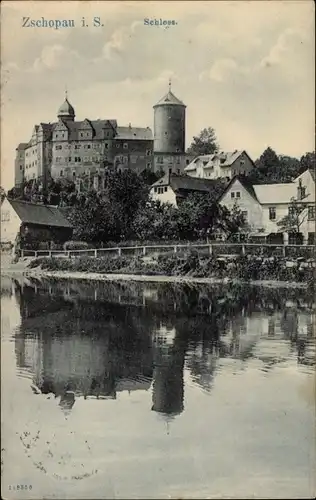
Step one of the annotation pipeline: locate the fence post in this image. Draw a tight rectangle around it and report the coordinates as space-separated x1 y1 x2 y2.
283 245 286 258
34 251 38 258
94 249 98 258
21 250 24 259
118 248 121 256
143 247 146 256
67 251 70 258
241 245 245 256
48 251 52 258
209 244 213 256
174 246 177 254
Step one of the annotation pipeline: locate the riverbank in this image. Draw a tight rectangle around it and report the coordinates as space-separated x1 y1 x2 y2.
1 252 314 290
21 268 310 289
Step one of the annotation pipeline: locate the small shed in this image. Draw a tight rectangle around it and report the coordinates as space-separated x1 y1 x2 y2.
1 198 73 250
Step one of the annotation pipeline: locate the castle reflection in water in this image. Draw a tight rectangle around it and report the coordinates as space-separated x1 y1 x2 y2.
9 277 316 419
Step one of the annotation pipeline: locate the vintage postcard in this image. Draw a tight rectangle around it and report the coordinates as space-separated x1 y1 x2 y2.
1 1 315 499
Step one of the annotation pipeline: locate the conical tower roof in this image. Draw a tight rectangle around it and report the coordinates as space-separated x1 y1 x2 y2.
154 80 185 108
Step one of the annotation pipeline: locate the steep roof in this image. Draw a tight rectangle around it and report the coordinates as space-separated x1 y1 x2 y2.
217 175 259 203
185 150 250 172
59 119 117 141
253 183 297 204
151 173 226 198
308 168 315 182
154 90 185 107
8 200 73 228
16 143 28 151
114 126 153 141
218 175 307 205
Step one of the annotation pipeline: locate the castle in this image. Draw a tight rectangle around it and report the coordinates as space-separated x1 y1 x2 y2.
14 83 191 188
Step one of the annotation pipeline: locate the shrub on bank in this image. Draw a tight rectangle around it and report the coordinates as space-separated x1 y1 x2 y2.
27 253 314 283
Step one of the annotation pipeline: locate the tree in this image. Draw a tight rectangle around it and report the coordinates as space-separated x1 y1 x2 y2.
299 151 315 173
186 127 219 156
277 197 307 234
248 147 280 183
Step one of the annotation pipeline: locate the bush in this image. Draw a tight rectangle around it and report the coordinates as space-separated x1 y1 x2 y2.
63 241 92 251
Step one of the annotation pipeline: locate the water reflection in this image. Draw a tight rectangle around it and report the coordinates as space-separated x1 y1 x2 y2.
7 277 316 421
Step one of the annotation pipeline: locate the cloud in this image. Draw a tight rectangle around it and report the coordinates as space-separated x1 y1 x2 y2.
259 28 307 69
32 45 81 72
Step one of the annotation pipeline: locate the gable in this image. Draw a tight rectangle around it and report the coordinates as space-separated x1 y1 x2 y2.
219 178 259 206
53 121 68 131
79 119 93 130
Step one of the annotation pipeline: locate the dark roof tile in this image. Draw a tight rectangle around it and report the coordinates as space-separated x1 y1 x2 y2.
8 200 73 228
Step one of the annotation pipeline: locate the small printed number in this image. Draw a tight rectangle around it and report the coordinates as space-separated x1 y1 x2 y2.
9 485 32 490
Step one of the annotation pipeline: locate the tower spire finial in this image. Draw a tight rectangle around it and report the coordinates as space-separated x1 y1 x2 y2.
65 84 68 100
168 77 171 92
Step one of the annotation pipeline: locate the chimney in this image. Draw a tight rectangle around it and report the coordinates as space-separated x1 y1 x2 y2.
129 123 132 129
297 178 303 200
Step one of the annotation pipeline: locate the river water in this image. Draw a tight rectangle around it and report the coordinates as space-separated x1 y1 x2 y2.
1 276 315 499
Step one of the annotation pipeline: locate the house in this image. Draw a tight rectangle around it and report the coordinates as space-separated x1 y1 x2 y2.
184 150 255 180
1 198 73 248
150 173 226 207
218 169 315 245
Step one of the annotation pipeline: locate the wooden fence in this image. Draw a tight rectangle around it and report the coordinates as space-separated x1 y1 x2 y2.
20 243 315 260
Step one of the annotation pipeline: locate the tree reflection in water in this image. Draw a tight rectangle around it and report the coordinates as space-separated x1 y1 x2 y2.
10 277 316 417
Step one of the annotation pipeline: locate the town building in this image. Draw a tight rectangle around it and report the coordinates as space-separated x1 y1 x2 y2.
150 172 226 207
0 197 73 247
14 93 154 187
153 82 193 175
184 150 255 180
218 168 315 245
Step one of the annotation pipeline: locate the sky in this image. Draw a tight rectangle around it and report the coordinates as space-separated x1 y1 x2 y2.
1 0 315 189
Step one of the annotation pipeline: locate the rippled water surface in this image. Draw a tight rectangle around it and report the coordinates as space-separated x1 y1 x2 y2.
1 276 315 499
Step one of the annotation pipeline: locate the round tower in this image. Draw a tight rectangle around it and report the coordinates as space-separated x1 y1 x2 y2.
153 81 186 154
57 91 75 122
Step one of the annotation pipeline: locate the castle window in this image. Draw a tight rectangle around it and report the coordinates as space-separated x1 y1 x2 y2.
73 172 76 177
56 145 62 150
164 186 168 192
147 162 151 168
116 144 120 148
236 192 241 198
20 165 23 170
231 192 235 199
146 150 152 156
123 143 128 149
80 133 84 138
60 170 63 177
104 143 109 149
